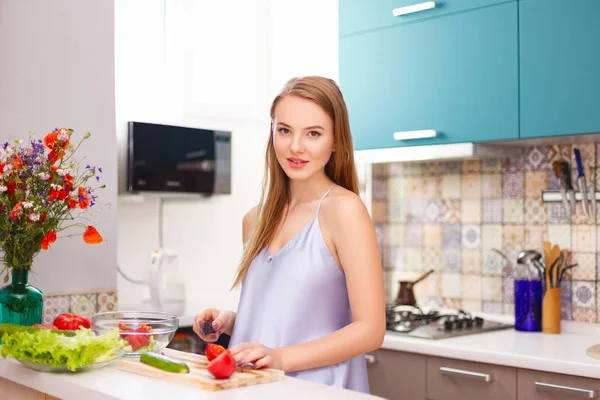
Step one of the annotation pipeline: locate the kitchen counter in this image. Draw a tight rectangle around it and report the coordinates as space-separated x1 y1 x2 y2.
0 356 383 400
382 326 600 379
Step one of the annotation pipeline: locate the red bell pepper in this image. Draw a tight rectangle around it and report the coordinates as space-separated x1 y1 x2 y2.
53 313 91 330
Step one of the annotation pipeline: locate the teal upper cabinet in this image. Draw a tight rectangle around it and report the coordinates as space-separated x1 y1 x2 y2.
519 0 600 139
339 2 519 150
339 0 511 37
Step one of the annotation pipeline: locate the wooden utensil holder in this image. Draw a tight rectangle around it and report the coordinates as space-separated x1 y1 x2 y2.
542 287 561 334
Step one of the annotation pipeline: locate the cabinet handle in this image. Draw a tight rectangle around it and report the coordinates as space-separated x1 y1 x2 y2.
365 354 376 364
392 1 436 17
535 381 598 398
393 129 437 141
439 366 493 382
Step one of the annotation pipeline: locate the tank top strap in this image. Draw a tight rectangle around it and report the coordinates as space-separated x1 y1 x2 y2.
316 184 337 216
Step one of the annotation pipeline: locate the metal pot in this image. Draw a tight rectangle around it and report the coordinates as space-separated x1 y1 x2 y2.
394 269 434 306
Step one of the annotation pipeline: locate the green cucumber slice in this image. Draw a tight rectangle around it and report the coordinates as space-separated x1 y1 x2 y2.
140 352 190 374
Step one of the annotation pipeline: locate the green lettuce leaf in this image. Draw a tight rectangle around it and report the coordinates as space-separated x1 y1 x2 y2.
1 328 127 371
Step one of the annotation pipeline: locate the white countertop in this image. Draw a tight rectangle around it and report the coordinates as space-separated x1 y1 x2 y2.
382 325 600 379
0 356 383 400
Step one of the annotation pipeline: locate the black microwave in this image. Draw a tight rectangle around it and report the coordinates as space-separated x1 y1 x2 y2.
126 122 231 196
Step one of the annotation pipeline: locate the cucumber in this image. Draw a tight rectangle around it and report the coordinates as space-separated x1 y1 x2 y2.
0 324 77 337
140 352 190 374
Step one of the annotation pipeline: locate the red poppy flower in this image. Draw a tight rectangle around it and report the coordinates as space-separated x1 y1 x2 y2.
10 202 23 219
41 230 57 250
83 226 103 244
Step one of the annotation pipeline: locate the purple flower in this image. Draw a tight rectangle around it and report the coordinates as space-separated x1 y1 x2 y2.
86 164 91 169
98 167 103 173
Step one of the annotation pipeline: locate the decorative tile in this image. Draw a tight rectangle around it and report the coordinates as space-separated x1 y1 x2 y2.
403 177 423 199
97 291 118 312
483 250 503 276
422 176 441 199
441 174 461 199
461 200 481 224
548 144 571 166
423 162 441 176
503 172 525 198
372 163 387 178
441 199 461 223
423 200 442 223
481 225 503 249
524 146 548 171
482 301 504 314
372 178 387 200
43 295 70 325
442 298 463 310
461 299 482 312
482 199 502 223
561 279 573 320
573 308 596 323
404 248 423 271
388 163 403 176
547 225 571 250
572 225 596 253
423 249 443 272
423 224 443 248
462 225 481 249
375 224 385 247
572 281 595 309
547 202 570 224
503 199 524 223
547 169 561 191
481 173 503 198
388 202 403 223
387 177 403 201
525 197 547 225
503 149 524 172
503 277 515 303
443 248 461 273
384 224 404 247
403 163 423 176
383 247 397 268
442 273 462 298
571 252 596 281
372 201 387 224
462 174 482 199
503 225 525 250
524 225 547 250
571 143 596 170
482 158 502 173
482 276 503 301
405 199 426 223
571 201 595 225
461 275 482 299
441 161 461 174
504 303 515 316
443 224 461 247
462 248 482 274
462 160 482 174
524 171 548 198
405 225 423 247
69 293 98 319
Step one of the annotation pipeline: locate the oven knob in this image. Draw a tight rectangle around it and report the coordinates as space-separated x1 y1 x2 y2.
454 319 464 329
444 319 453 331
465 318 474 328
475 317 484 327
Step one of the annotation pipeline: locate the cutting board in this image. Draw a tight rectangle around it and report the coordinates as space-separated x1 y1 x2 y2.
118 348 285 391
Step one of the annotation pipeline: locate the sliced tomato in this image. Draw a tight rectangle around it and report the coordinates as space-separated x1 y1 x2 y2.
205 343 226 361
119 322 152 350
207 350 236 379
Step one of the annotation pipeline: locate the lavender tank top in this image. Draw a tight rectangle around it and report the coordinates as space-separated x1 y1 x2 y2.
229 184 369 393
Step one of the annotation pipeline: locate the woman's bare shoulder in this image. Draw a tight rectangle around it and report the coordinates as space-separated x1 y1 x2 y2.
319 187 370 227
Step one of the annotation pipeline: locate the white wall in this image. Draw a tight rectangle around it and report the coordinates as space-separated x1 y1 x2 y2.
0 1 117 293
115 0 339 314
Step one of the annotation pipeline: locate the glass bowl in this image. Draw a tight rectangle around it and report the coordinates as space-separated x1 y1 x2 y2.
16 349 124 373
91 311 178 357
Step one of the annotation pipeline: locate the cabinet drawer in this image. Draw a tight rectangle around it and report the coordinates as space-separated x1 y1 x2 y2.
518 368 600 399
426 356 516 400
366 349 426 400
339 0 512 36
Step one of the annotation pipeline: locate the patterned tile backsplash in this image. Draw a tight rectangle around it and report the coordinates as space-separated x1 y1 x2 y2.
374 140 600 323
42 290 117 324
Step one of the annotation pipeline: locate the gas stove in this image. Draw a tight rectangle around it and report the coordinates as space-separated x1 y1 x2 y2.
386 305 513 340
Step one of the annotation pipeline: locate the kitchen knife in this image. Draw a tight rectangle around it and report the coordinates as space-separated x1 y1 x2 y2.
560 161 577 214
552 161 571 216
574 148 590 216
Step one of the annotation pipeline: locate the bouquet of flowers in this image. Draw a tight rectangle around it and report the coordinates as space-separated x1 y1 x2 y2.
0 128 104 282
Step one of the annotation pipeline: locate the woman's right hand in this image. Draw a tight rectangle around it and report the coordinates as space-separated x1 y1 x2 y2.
193 308 235 342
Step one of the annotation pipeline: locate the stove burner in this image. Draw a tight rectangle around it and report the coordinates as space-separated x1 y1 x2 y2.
385 305 512 340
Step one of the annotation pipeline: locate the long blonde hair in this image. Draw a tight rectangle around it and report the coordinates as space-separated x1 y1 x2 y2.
232 76 359 289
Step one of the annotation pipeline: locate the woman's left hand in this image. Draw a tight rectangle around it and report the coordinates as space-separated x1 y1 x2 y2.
229 342 284 370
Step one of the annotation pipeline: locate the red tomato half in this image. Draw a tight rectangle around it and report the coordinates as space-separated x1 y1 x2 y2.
205 343 226 361
207 350 236 379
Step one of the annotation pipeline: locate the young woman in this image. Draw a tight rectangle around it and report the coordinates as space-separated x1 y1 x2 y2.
193 76 385 393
